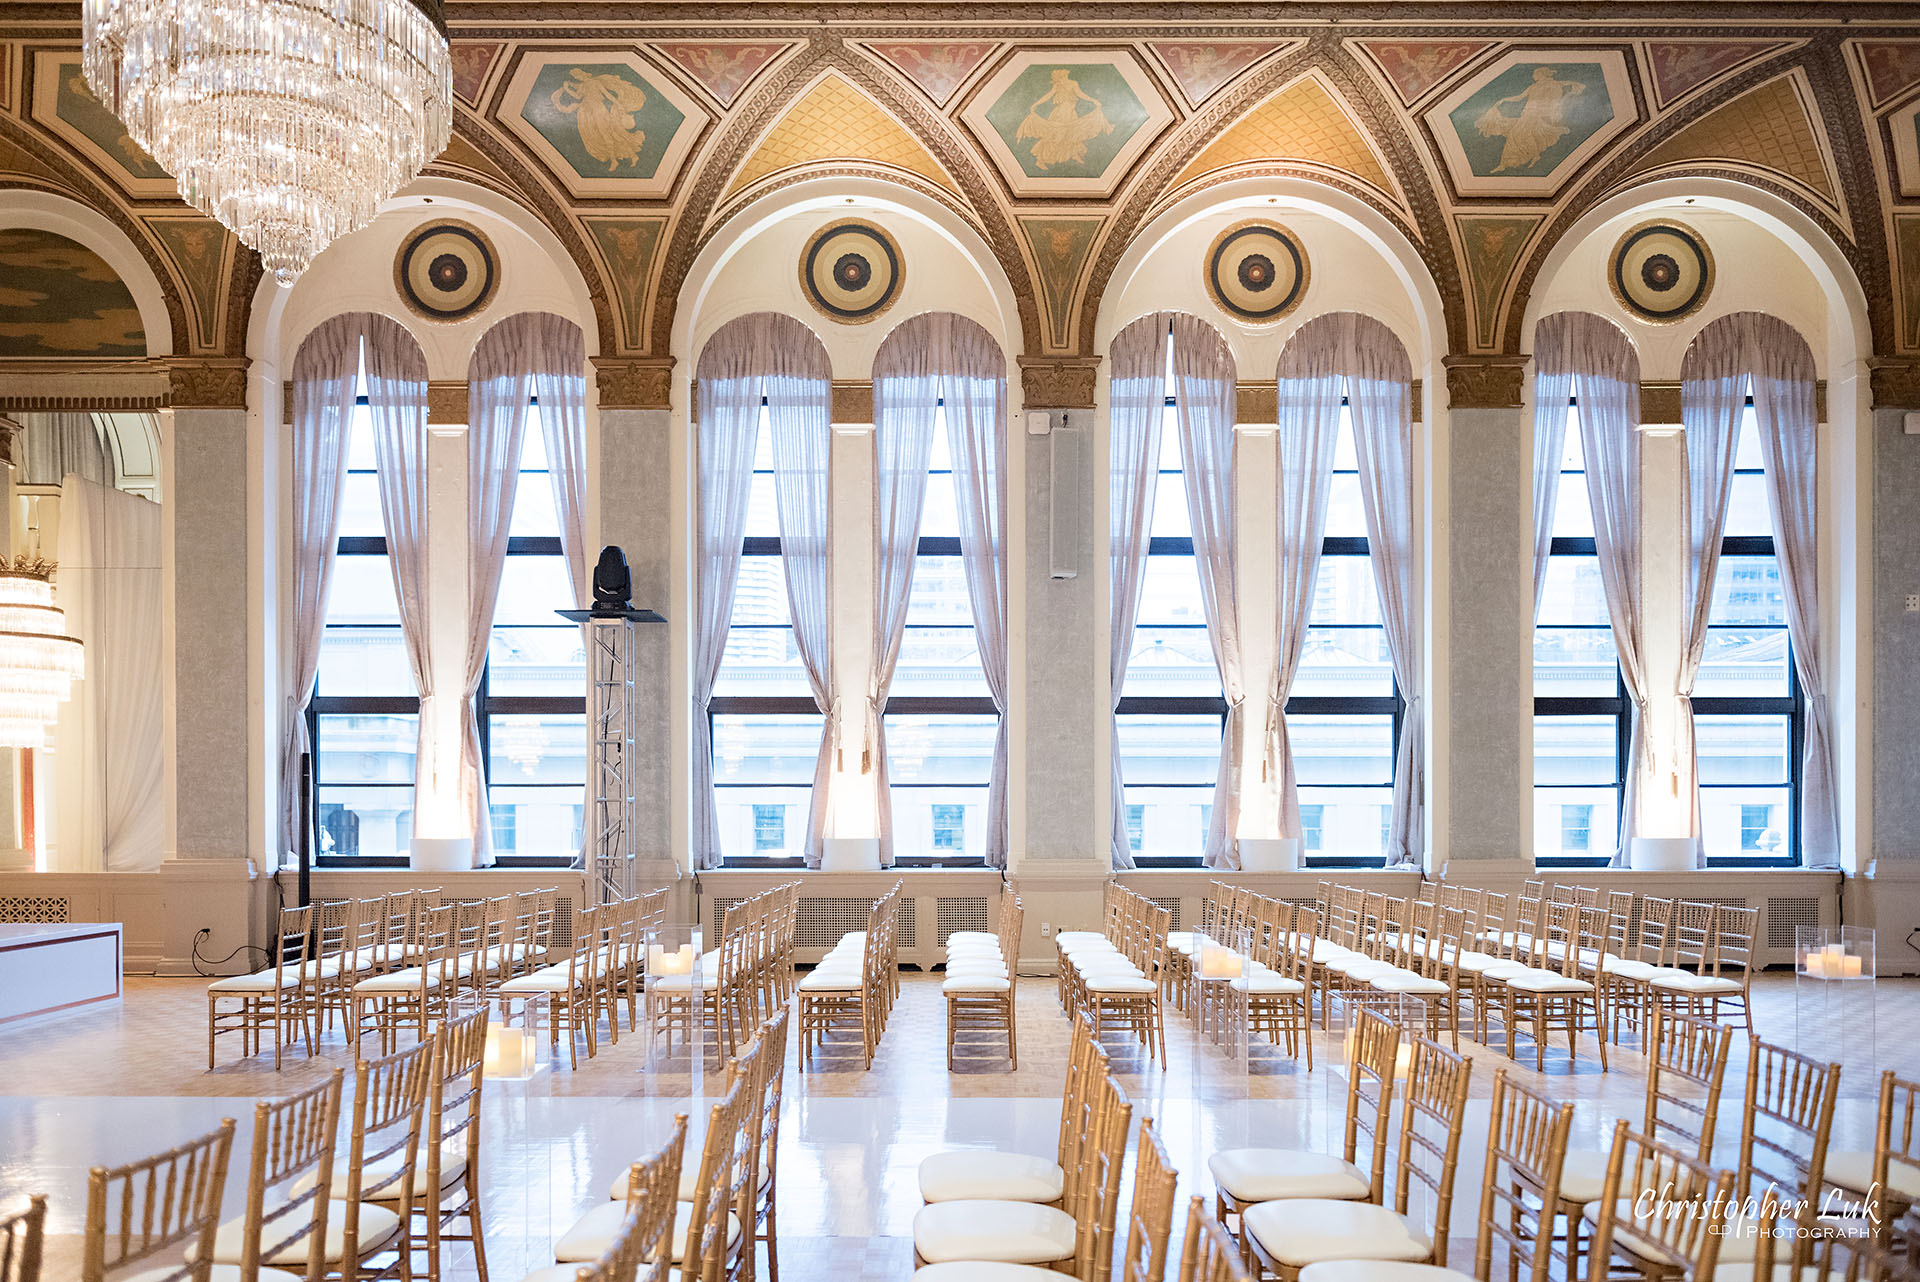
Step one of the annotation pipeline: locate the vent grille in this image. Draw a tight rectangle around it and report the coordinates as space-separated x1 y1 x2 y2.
709 896 745 943
1766 896 1822 951
936 897 990 946
796 897 874 949
1149 897 1182 932
553 896 576 949
899 898 917 950
0 896 68 923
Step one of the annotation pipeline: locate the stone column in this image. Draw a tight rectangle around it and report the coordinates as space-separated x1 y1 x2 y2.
1868 361 1920 972
595 360 674 897
1012 357 1105 966
1437 357 1532 885
160 359 263 973
0 415 20 869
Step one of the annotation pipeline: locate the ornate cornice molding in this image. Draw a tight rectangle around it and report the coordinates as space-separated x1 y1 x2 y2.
165 358 250 410
1018 356 1102 410
1443 354 1528 410
594 356 676 411
1641 379 1828 422
1870 359 1920 410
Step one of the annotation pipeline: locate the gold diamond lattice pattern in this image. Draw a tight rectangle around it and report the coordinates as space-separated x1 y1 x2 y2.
1178 76 1392 193
1640 77 1833 200
728 74 955 196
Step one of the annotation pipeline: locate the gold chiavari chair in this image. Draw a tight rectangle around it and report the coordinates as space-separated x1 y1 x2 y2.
1113 1119 1181 1282
211 1071 346 1282
1498 900 1608 1071
1236 900 1312 1068
1520 878 1545 899
501 904 601 1069
81 1121 236 1282
307 899 359 1044
1584 1122 1734 1282
276 1041 434 1282
1651 903 1756 1032
911 1071 1132 1279
1211 1006 1402 1255
742 1007 791 1282
1178 1201 1254 1282
1080 898 1169 1067
208 904 315 1071
522 1119 689 1282
407 1006 489 1282
1753 1189 1920 1282
1719 1036 1840 1271
919 1014 1107 1207
1820 1069 1919 1249
1554 1008 1730 1265
0 1196 44 1282
1368 902 1458 1052
1649 900 1715 994
1241 1037 1473 1282
352 903 460 1055
943 898 1023 1070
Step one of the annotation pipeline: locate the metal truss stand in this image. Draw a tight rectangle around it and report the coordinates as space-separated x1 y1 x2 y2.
561 606 664 906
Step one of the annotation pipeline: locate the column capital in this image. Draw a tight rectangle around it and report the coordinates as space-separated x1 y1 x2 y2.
1870 358 1920 410
594 356 675 411
1442 354 1528 410
0 414 17 470
165 357 250 410
831 380 873 424
1018 355 1101 411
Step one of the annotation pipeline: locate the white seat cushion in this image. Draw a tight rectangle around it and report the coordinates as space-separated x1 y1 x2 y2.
290 1141 468 1203
1648 974 1741 995
1242 1199 1431 1269
912 1200 1077 1265
555 1198 737 1265
607 1154 767 1203
1300 1264 1475 1282
1369 973 1448 996
1209 1150 1371 1204
1084 974 1155 994
1822 1151 1920 1200
209 1200 401 1267
947 931 997 945
1052 932 1108 946
1579 1199 1766 1263
914 1264 1077 1282
1556 1149 1609 1204
1502 971 1592 994
500 971 574 993
354 965 453 995
918 1151 1066 1204
943 975 1011 994
1601 958 1658 979
799 970 862 992
208 969 301 993
945 963 1009 979
1230 973 1306 995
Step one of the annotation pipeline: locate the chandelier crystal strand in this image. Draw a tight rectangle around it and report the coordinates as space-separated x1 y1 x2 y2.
83 0 451 284
0 572 85 751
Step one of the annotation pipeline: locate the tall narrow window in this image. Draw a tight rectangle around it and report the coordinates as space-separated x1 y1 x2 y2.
1533 403 1624 865
481 405 587 862
708 406 821 862
883 404 995 863
1288 404 1400 865
1115 376 1222 863
311 373 417 861
1693 399 1799 863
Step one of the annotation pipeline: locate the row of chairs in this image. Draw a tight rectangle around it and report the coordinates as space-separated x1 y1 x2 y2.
536 1007 791 1282
494 891 671 1068
941 895 1025 1069
647 883 799 1064
9 1007 491 1282
1054 885 1171 1066
1208 1001 1920 1282
795 882 902 1069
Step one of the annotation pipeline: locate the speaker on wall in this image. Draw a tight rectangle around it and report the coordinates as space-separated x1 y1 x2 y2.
1050 422 1081 580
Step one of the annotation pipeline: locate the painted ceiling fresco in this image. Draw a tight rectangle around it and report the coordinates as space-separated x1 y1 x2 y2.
1 4 1917 385
0 226 144 357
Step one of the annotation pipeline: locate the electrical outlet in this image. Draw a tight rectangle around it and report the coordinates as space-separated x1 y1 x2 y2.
1907 594 1920 614
1040 921 1052 937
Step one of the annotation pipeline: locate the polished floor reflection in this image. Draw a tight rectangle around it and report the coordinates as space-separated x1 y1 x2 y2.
0 971 1908 1281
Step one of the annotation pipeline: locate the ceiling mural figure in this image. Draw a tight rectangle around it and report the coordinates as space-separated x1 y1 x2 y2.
964 51 1173 198
542 66 669 174
1473 67 1588 175
1015 68 1116 172
1428 50 1636 196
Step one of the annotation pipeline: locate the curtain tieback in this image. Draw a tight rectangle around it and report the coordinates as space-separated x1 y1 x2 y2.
1260 693 1286 783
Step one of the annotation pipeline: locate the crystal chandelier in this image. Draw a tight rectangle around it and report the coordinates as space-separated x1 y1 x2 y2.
0 563 85 751
82 0 453 285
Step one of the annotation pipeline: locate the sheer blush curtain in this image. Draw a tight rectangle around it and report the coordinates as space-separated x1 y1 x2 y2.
1681 312 1836 868
1533 313 1646 865
281 314 362 862
874 313 1011 868
692 313 833 870
1263 315 1348 849
1343 316 1421 866
1107 317 1172 870
463 318 538 860
51 477 164 872
1161 317 1242 871
528 317 592 608
362 316 437 836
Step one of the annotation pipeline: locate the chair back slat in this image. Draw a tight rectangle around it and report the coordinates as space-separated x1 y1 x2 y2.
1645 1009 1732 1162
0 1195 46 1282
1475 1070 1572 1282
1176 1198 1253 1282
1590 1123 1734 1280
245 1070 345 1281
1392 1037 1474 1266
1117 1118 1180 1282
81 1122 235 1282
1344 1005 1402 1201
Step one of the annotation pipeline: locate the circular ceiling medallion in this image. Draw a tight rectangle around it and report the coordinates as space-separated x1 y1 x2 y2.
1205 221 1309 324
394 221 500 323
800 221 903 324
1609 220 1713 325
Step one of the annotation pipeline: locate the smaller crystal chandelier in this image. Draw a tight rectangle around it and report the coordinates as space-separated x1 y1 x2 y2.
82 0 453 285
0 559 85 750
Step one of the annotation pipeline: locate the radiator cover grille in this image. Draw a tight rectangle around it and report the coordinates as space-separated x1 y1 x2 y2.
935 897 990 946
1766 896 1822 952
0 895 68 923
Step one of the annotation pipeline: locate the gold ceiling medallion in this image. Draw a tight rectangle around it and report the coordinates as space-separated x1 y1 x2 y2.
1609 219 1714 325
395 220 501 323
1205 221 1309 324
799 221 904 325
